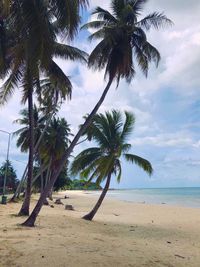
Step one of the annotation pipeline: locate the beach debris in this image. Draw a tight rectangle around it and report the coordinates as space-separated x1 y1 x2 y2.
113 213 119 216
167 241 172 244
152 220 154 223
65 204 74 210
130 225 138 228
162 202 166 205
55 198 64 205
64 195 69 199
50 205 54 208
175 254 185 259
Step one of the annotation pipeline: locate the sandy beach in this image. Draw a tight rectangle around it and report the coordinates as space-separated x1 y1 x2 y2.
1 190 200 267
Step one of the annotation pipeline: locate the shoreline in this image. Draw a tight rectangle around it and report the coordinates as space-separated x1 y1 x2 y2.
1 190 200 266
62 189 200 209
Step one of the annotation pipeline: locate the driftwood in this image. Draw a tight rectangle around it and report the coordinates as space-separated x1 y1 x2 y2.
174 254 185 259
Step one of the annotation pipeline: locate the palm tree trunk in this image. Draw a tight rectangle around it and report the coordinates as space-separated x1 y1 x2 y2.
47 170 53 201
18 84 34 216
83 173 111 221
10 108 56 202
22 79 113 226
10 166 28 202
39 157 44 193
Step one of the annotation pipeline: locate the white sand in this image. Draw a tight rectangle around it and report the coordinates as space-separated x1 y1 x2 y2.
0 190 200 267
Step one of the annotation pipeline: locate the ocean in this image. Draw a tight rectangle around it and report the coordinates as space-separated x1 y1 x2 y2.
89 187 200 208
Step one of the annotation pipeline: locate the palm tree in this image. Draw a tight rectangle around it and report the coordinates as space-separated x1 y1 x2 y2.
12 106 48 200
14 108 72 199
40 117 72 197
22 0 171 227
13 106 46 153
0 160 19 193
10 79 68 202
71 110 152 220
0 0 87 215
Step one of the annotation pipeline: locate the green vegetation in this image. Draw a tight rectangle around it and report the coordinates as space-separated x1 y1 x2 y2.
0 161 19 194
0 0 87 216
0 0 171 227
71 110 153 220
65 179 102 191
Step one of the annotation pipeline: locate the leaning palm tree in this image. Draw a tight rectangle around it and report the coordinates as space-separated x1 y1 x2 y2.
22 0 171 227
0 0 87 215
71 110 153 221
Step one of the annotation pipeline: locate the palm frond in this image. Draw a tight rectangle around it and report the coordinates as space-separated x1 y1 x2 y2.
121 111 135 142
121 143 131 153
81 20 106 31
47 60 72 99
124 153 153 176
136 12 173 31
70 147 103 176
92 7 117 23
130 0 149 15
53 43 88 62
115 159 122 183
111 0 125 18
0 69 22 105
88 29 106 42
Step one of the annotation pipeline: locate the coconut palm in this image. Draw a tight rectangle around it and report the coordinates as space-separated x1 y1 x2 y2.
13 106 46 153
22 0 171 227
14 109 72 198
10 79 68 202
41 118 71 163
71 110 153 220
12 106 48 199
0 0 87 215
40 117 72 194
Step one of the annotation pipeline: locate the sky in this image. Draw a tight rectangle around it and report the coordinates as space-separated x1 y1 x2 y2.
0 0 200 189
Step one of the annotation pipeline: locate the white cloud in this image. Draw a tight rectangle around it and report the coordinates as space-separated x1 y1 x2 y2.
0 0 200 187
88 1 110 10
131 132 193 147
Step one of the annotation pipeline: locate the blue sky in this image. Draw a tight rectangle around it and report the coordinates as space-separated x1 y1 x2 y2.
0 0 200 188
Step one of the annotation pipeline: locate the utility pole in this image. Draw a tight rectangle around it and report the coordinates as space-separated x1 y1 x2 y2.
0 129 12 204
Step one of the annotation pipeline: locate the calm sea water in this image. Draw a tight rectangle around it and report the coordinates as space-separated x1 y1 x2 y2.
89 188 200 208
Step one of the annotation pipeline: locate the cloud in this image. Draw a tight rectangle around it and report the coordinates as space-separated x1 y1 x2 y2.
0 0 200 188
131 132 193 147
88 1 111 10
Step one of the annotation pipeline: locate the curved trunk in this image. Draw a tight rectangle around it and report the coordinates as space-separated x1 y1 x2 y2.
83 173 111 221
22 79 112 227
18 83 34 216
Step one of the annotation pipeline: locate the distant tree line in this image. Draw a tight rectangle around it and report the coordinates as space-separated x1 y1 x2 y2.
0 160 19 194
